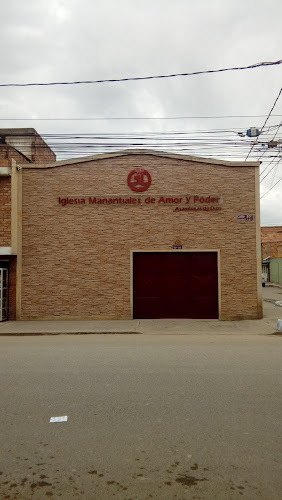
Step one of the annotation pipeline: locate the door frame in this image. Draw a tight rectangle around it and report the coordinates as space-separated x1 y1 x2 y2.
130 249 221 320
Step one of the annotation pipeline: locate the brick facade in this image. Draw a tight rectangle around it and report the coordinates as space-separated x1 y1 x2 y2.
0 128 55 164
261 226 282 259
0 145 30 248
32 134 56 163
0 177 11 247
19 153 261 320
0 128 56 320
0 132 56 248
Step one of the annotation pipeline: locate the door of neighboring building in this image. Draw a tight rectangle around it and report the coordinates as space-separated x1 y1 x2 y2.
0 267 9 321
133 252 218 319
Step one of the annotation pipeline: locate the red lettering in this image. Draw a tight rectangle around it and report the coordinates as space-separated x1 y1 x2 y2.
145 197 156 204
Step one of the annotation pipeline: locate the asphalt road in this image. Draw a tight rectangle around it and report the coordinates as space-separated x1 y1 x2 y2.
0 334 281 500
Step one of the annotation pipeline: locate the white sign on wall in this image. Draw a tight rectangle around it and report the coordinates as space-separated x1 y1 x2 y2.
236 214 255 222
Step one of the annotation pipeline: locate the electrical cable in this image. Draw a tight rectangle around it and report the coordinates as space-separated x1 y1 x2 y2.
1 114 282 121
2 129 281 164
260 151 281 177
0 59 282 87
267 162 280 192
245 87 282 160
260 169 282 199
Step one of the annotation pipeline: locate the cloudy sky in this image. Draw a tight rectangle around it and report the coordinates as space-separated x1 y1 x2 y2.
1 0 282 226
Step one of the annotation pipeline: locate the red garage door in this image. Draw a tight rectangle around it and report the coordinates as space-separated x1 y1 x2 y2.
133 252 218 319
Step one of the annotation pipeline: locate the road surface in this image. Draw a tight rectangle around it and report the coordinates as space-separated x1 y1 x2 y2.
0 333 281 499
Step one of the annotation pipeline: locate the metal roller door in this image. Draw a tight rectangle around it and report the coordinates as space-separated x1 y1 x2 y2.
133 252 218 319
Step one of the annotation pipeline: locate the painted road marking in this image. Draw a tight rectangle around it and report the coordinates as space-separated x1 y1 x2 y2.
50 416 68 423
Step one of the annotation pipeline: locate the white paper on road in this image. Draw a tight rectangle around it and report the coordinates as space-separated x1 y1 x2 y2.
50 416 68 422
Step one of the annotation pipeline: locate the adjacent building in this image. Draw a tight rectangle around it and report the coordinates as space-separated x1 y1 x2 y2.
0 128 55 320
261 226 282 285
261 226 282 259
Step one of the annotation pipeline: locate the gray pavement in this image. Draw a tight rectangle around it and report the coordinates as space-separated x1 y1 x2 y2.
0 333 281 499
1 284 282 336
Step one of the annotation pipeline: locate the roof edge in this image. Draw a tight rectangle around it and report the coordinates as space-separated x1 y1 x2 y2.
17 149 261 169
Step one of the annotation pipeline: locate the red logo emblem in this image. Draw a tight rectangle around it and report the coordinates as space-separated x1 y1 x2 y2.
127 168 151 192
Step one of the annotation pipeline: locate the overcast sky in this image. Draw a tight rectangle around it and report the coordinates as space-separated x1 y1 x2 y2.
1 0 282 225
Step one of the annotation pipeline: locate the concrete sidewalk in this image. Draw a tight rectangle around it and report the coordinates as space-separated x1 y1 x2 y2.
0 316 279 336
0 310 280 336
0 286 281 336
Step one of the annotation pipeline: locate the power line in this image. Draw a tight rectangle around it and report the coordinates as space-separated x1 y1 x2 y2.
0 59 282 87
1 114 282 121
271 120 282 141
245 87 282 160
267 162 280 192
260 170 282 199
2 129 281 163
260 151 281 177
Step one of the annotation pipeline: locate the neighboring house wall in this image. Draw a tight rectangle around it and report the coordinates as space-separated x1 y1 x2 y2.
0 176 11 247
0 129 56 320
0 131 56 246
261 226 282 259
0 145 32 248
270 258 282 285
262 242 282 259
0 128 56 163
